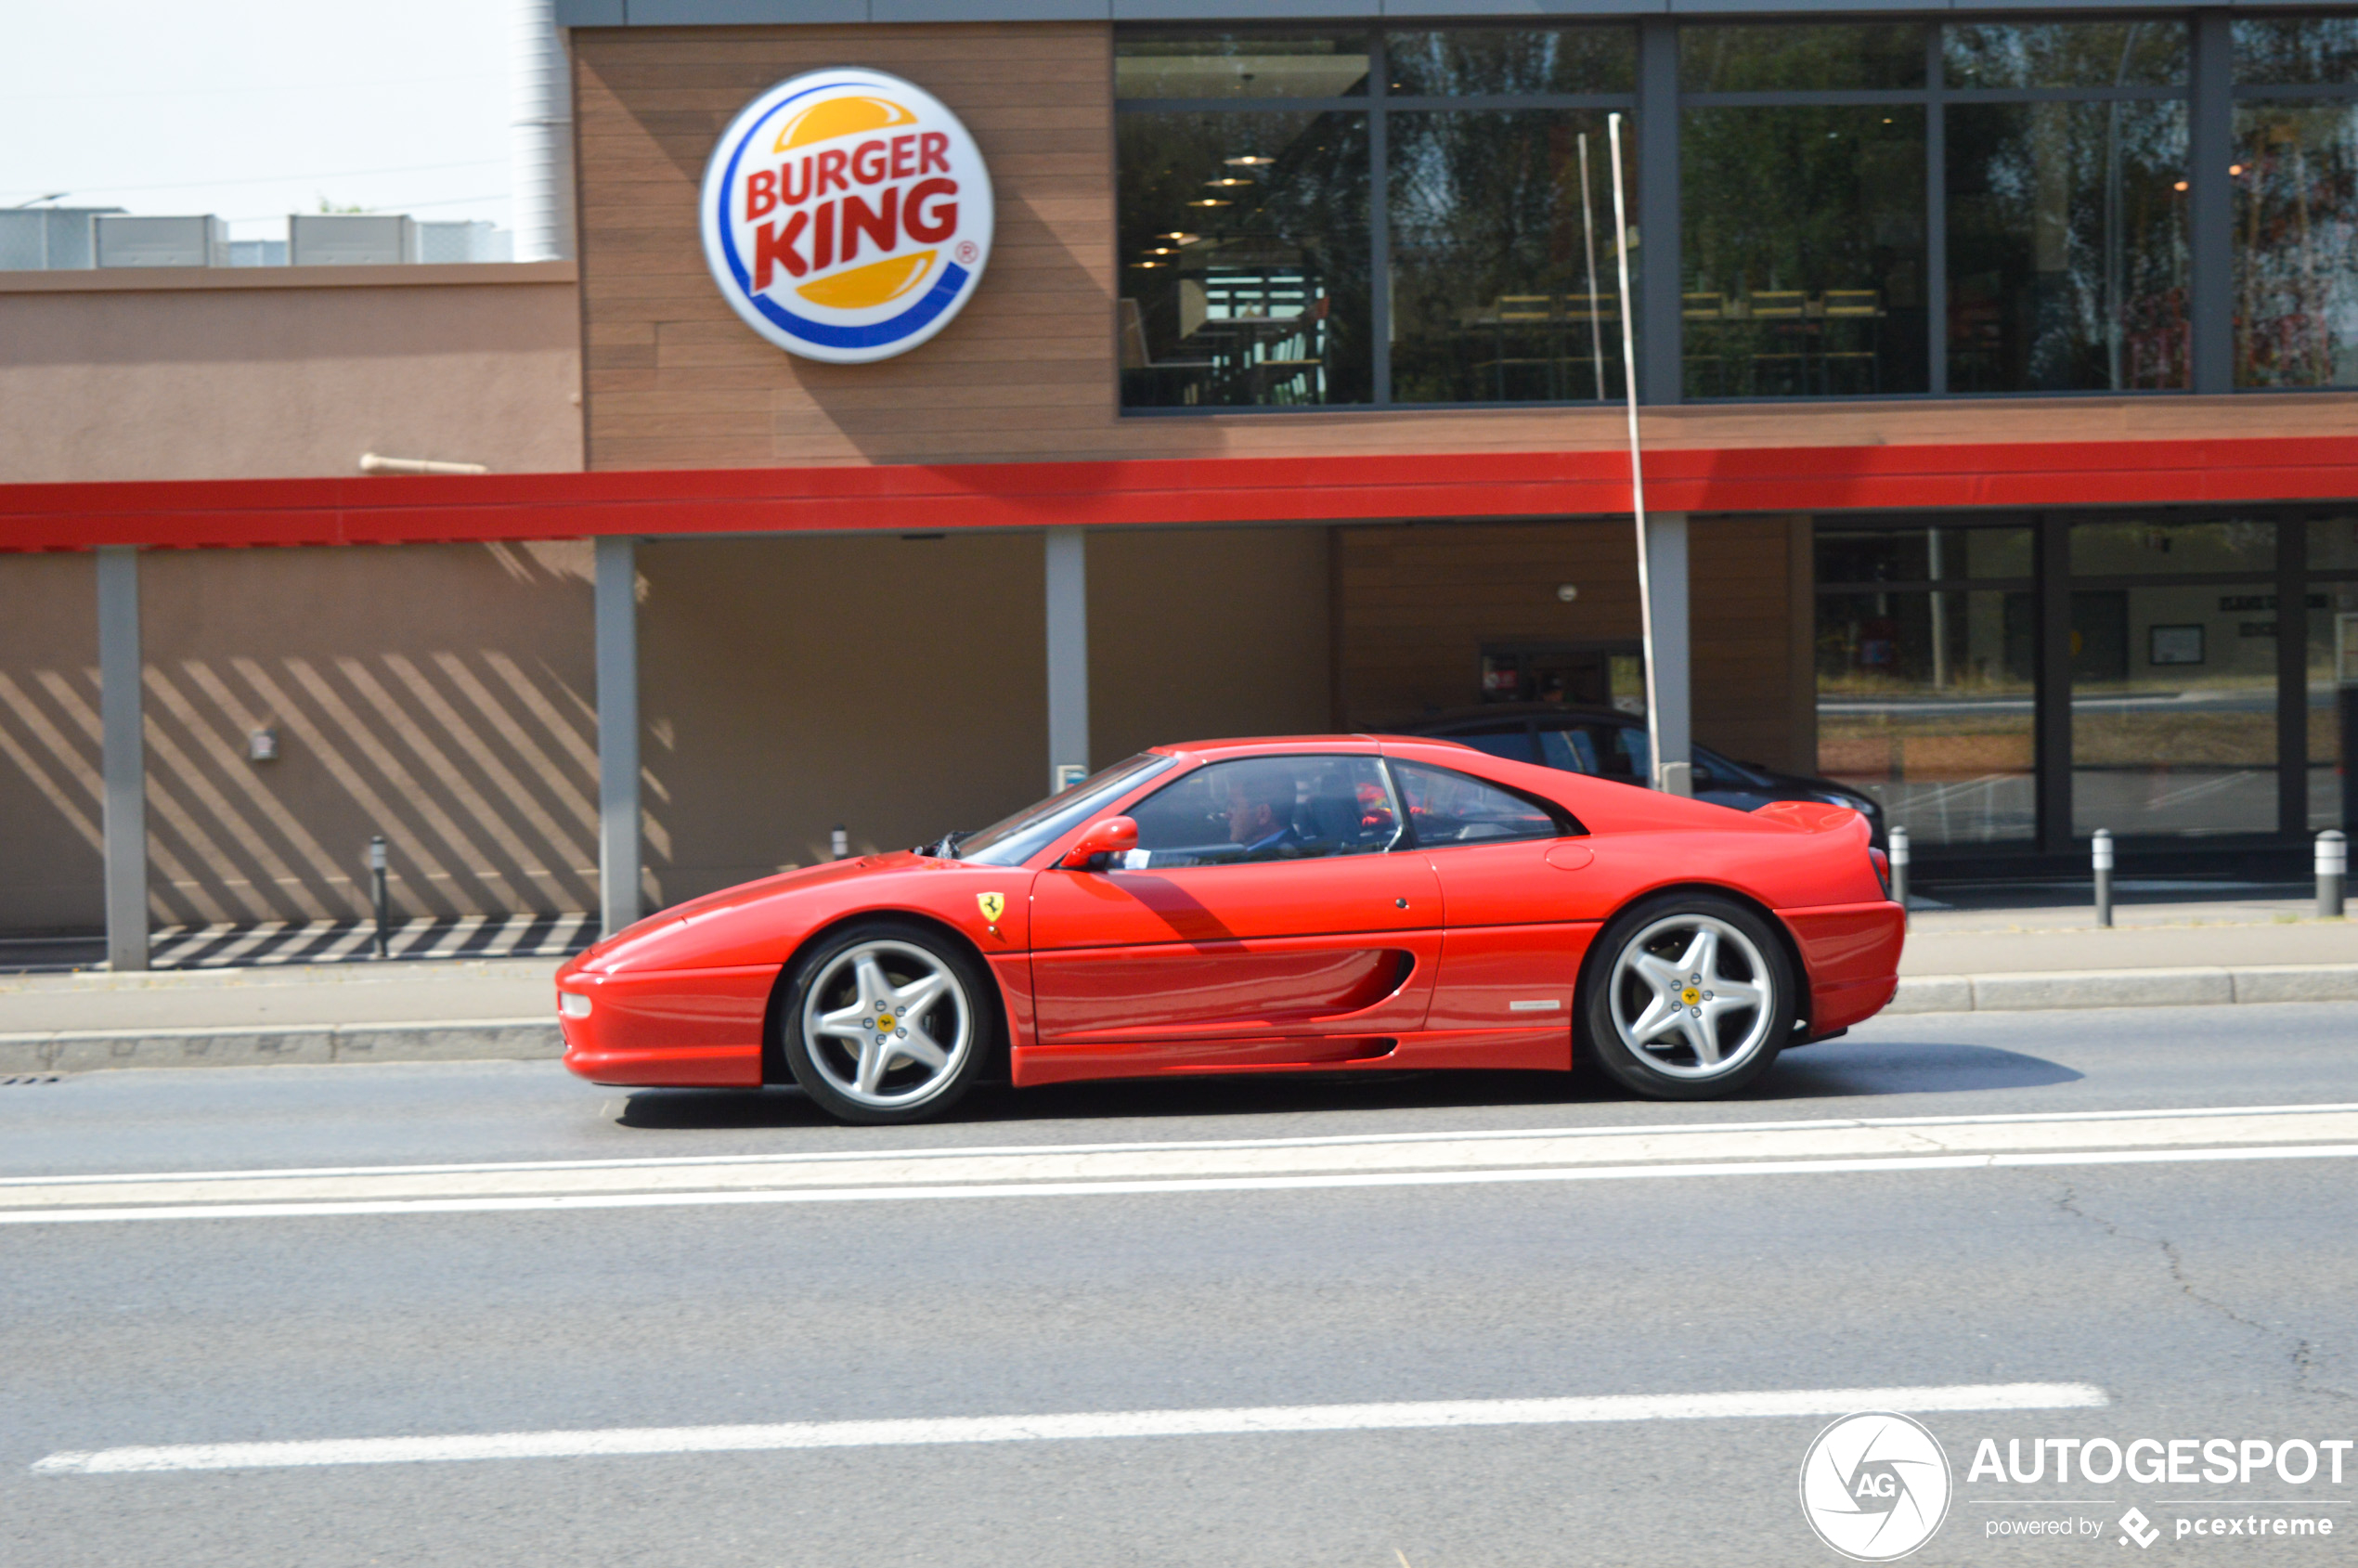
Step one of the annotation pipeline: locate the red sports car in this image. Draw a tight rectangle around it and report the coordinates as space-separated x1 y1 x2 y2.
557 736 1903 1123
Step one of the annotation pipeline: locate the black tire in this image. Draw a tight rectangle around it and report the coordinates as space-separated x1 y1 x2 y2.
777 919 997 1124
1578 891 1796 1101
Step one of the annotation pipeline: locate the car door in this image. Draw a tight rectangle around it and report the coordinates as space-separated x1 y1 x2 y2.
1390 756 1604 1066
1025 754 1441 1081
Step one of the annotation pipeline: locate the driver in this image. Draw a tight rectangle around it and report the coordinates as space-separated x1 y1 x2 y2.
1217 762 1306 860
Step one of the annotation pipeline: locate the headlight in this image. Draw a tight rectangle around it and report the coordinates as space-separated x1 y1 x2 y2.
558 991 592 1018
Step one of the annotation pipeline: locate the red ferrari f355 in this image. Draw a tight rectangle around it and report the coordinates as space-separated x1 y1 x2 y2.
556 736 1904 1123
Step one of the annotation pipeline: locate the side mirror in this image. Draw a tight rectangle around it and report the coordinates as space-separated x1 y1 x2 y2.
1058 815 1138 870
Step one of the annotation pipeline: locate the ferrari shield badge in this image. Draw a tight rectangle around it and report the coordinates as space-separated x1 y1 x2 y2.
977 891 1005 923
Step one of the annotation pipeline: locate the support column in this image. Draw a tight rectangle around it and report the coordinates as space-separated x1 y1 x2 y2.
1645 512 1692 796
1044 527 1091 794
97 547 147 972
594 536 641 937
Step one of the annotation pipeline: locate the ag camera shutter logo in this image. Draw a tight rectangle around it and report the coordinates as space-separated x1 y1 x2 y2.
701 68 993 364
1799 1411 1953 1562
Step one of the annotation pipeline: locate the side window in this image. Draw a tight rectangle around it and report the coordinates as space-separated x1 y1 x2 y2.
1390 759 1572 847
1121 756 1406 868
1542 723 1645 783
1537 726 1600 775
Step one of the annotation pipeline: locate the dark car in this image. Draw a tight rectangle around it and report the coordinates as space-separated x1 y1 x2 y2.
1391 706 1886 846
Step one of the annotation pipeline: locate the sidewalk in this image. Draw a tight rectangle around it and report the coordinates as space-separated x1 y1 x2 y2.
0 893 2350 1074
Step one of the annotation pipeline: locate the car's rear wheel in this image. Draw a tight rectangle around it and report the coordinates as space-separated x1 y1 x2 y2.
1580 892 1795 1100
780 921 993 1124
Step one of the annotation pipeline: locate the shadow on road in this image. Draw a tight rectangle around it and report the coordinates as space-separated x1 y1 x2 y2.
615 1039 2080 1131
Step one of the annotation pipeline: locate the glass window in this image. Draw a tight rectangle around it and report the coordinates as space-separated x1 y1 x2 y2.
1392 759 1568 845
2233 18 2358 87
1387 110 1632 404
1118 111 1371 408
1818 589 2038 845
1816 525 2034 585
1385 27 1635 97
958 754 1177 867
2313 515 2358 572
2233 103 2358 389
1681 107 1928 398
1948 101 2190 392
1117 32 1371 100
1679 24 1927 93
2071 583 2279 837
1539 722 1650 784
1122 755 1403 867
2068 519 2275 577
2314 590 2358 832
1942 22 2186 90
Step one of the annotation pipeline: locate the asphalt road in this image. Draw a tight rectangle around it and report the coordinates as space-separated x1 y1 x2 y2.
4 1004 2356 1566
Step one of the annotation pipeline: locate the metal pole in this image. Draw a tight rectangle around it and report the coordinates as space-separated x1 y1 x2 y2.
2320 830 2348 919
594 536 641 939
1044 527 1091 795
1889 824 1911 927
830 824 849 862
96 546 149 973
2092 828 2115 927
1608 112 1678 796
369 836 389 959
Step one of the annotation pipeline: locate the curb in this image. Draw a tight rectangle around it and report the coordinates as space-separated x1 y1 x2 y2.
1886 964 2358 1015
0 1018 559 1074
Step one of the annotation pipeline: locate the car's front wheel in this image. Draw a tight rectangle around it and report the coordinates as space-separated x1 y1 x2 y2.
779 920 994 1124
1579 892 1795 1100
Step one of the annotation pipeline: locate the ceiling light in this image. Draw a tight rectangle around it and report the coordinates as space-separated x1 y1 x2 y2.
1224 156 1273 166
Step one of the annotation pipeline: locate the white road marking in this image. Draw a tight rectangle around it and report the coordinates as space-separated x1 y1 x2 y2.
10 1100 2353 1188
2 1142 2353 1225
32 1382 2107 1474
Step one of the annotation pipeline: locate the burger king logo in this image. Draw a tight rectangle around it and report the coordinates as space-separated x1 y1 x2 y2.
700 68 993 364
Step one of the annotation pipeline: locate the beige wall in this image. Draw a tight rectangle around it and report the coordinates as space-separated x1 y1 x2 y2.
0 543 599 934
634 525 1334 906
0 553 103 934
0 265 583 483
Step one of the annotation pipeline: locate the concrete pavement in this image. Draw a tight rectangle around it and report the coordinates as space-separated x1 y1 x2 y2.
3 1005 2354 1566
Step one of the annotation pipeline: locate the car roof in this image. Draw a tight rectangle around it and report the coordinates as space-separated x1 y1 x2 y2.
1150 735 1388 760
1392 705 1639 732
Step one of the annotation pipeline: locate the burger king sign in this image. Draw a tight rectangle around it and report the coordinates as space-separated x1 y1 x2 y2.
700 69 993 364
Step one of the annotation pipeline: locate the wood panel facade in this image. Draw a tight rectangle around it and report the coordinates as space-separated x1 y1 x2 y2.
1332 517 1811 775
576 20 2358 474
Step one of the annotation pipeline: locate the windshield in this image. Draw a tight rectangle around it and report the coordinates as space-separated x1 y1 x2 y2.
955 753 1177 867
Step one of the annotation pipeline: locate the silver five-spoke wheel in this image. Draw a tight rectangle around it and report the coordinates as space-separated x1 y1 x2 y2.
1583 893 1794 1098
1606 914 1774 1079
797 939 975 1112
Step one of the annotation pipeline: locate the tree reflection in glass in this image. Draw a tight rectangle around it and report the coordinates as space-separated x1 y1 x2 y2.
1947 101 2190 392
1681 108 1928 398
1388 110 1631 404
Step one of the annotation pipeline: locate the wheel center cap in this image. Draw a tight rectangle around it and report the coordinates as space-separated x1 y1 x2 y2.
1679 986 1701 1006
875 1013 896 1031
